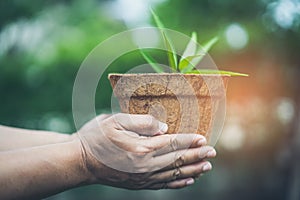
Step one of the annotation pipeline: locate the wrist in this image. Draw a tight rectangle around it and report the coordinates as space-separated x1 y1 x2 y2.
70 134 99 185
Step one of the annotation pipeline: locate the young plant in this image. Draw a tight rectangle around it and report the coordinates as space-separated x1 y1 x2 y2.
140 10 248 77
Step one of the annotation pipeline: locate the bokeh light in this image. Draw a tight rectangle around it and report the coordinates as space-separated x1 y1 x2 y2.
225 23 249 50
1 0 300 199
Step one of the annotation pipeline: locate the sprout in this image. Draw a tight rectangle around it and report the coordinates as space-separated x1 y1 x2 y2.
140 9 248 77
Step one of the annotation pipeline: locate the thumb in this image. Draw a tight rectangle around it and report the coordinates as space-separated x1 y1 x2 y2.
113 113 168 136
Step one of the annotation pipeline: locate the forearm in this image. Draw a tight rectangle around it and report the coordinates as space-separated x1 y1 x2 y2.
0 125 72 151
0 139 91 200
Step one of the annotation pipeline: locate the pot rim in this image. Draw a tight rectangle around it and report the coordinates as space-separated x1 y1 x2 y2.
108 73 231 78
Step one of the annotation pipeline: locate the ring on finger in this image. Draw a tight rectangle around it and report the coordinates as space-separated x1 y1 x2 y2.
174 155 184 168
172 167 181 180
170 136 178 151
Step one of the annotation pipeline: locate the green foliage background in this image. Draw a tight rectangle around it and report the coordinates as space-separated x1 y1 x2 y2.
1 0 300 200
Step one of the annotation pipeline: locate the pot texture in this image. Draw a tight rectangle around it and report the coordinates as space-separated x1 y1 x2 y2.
109 73 229 141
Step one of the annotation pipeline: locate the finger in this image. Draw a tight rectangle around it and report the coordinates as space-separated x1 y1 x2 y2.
167 178 195 189
148 146 215 171
149 161 212 183
113 113 168 136
162 146 216 171
150 178 195 189
141 134 207 156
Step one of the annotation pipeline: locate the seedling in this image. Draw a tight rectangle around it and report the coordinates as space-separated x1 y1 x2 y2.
140 10 248 77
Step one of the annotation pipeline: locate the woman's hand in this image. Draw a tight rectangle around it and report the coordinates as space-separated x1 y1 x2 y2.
0 114 216 199
75 113 217 189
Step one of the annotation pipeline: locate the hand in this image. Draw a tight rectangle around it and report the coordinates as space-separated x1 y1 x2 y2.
74 113 217 190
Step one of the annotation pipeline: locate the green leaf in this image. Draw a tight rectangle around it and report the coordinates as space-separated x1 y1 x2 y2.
179 54 204 73
201 36 219 53
191 36 219 68
181 32 197 60
150 8 165 29
151 9 178 72
186 69 249 76
162 32 178 72
140 50 164 73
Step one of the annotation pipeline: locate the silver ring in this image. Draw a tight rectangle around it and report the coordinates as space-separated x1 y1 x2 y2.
170 137 178 151
174 155 184 168
172 167 181 180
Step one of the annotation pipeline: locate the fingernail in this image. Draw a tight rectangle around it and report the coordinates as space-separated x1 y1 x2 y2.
207 149 216 157
159 122 168 134
197 137 206 146
203 163 212 172
186 178 195 186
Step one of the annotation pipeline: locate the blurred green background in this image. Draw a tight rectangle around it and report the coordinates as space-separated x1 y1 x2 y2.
1 0 300 199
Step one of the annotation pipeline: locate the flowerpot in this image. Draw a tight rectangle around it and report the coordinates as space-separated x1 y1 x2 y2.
109 73 230 142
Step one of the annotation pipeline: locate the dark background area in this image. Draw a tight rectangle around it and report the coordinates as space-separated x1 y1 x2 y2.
1 0 300 200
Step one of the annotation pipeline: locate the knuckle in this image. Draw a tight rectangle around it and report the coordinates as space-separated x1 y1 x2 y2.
128 145 153 162
127 153 149 173
141 138 156 151
132 160 151 173
142 144 155 153
134 147 149 156
134 141 154 154
129 145 147 155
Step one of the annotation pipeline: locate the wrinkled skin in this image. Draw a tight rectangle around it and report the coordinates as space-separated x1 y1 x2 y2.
76 113 217 189
0 114 216 199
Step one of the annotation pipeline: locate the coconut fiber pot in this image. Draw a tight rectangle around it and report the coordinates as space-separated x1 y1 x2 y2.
109 73 230 142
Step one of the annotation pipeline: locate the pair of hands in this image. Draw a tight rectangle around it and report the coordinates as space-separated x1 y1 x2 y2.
74 113 216 190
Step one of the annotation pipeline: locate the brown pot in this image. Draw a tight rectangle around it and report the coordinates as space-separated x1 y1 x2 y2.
109 73 230 142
